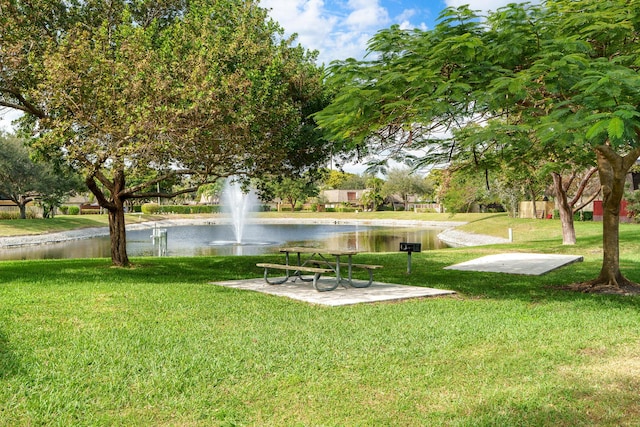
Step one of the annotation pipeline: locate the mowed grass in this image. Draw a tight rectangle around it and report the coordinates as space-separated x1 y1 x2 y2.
0 214 160 236
1 215 640 425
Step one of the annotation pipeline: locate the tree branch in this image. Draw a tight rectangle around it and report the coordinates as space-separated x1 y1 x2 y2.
126 186 200 200
573 187 601 213
0 88 46 118
85 176 115 210
569 166 598 206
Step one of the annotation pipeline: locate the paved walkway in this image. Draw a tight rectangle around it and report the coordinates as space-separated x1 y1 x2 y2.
444 253 584 275
211 278 455 306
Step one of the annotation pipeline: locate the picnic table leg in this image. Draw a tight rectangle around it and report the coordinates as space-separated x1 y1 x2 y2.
296 251 317 283
349 268 374 288
313 272 339 292
334 255 342 284
263 267 290 285
333 254 353 287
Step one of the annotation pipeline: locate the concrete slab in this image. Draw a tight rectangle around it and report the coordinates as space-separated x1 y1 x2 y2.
444 253 583 276
210 277 455 306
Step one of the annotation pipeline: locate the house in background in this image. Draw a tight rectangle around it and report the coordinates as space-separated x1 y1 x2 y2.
320 189 367 208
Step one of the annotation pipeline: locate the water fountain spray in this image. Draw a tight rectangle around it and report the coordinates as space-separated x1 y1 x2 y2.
222 178 257 244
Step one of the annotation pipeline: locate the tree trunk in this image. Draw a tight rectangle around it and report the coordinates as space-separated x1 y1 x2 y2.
86 169 131 267
108 202 129 267
572 144 640 293
591 145 637 288
18 203 27 219
551 173 576 244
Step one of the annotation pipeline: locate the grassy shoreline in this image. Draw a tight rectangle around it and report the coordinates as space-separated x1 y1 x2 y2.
1 213 639 425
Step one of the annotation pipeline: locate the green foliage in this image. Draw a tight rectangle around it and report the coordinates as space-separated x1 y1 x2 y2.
141 204 221 215
0 211 20 220
360 176 385 211
625 187 640 222
382 168 432 210
0 134 81 219
196 181 223 202
141 203 160 214
0 210 37 220
261 174 319 209
323 170 367 190
66 206 80 215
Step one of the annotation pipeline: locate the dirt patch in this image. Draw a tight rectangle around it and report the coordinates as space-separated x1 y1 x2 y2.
558 282 640 296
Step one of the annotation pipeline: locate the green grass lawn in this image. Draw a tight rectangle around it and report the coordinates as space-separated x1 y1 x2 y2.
1 214 639 425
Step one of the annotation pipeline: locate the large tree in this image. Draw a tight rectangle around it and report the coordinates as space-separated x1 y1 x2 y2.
317 1 640 293
1 0 329 266
0 133 80 219
382 168 431 211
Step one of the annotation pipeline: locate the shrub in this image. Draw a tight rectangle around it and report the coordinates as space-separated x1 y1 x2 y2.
336 203 357 213
67 206 80 215
0 211 20 220
141 204 221 214
573 210 594 221
625 188 640 222
141 203 160 214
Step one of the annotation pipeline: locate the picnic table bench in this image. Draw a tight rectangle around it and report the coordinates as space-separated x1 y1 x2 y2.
255 263 333 288
256 247 383 292
308 261 383 287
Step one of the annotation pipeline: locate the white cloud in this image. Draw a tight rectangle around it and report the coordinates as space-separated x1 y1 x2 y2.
261 0 427 65
445 0 540 14
399 19 427 31
396 8 417 22
262 0 337 44
344 0 389 30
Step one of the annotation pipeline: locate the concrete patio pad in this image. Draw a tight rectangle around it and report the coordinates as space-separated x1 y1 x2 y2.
444 253 583 276
211 277 455 306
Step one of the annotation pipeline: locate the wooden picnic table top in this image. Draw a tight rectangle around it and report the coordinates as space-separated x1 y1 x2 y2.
279 247 359 256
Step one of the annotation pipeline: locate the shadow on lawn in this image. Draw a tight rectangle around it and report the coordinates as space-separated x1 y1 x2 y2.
1 251 638 308
366 251 640 307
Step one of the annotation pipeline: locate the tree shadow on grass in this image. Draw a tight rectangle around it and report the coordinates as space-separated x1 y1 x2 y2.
0 256 267 287
361 250 640 308
1 251 638 308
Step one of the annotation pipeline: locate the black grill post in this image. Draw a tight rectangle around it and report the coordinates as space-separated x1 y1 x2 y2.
399 242 422 274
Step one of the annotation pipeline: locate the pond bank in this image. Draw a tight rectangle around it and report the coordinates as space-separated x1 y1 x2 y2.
0 217 509 248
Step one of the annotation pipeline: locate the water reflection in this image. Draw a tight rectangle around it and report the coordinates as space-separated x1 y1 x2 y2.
0 224 448 260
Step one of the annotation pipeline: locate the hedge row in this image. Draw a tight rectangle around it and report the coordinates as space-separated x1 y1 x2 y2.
141 204 223 214
59 206 80 215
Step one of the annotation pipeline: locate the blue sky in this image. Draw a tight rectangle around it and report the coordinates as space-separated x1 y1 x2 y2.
260 0 522 65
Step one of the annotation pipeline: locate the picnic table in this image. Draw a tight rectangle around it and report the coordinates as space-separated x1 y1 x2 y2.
256 246 383 292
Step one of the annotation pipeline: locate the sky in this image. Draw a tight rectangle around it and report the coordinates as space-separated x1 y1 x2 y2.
0 0 523 133
260 0 528 65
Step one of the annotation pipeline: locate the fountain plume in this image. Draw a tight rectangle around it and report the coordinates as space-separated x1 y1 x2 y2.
222 179 258 244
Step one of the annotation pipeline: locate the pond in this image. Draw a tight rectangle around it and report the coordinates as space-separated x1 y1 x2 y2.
0 224 449 260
